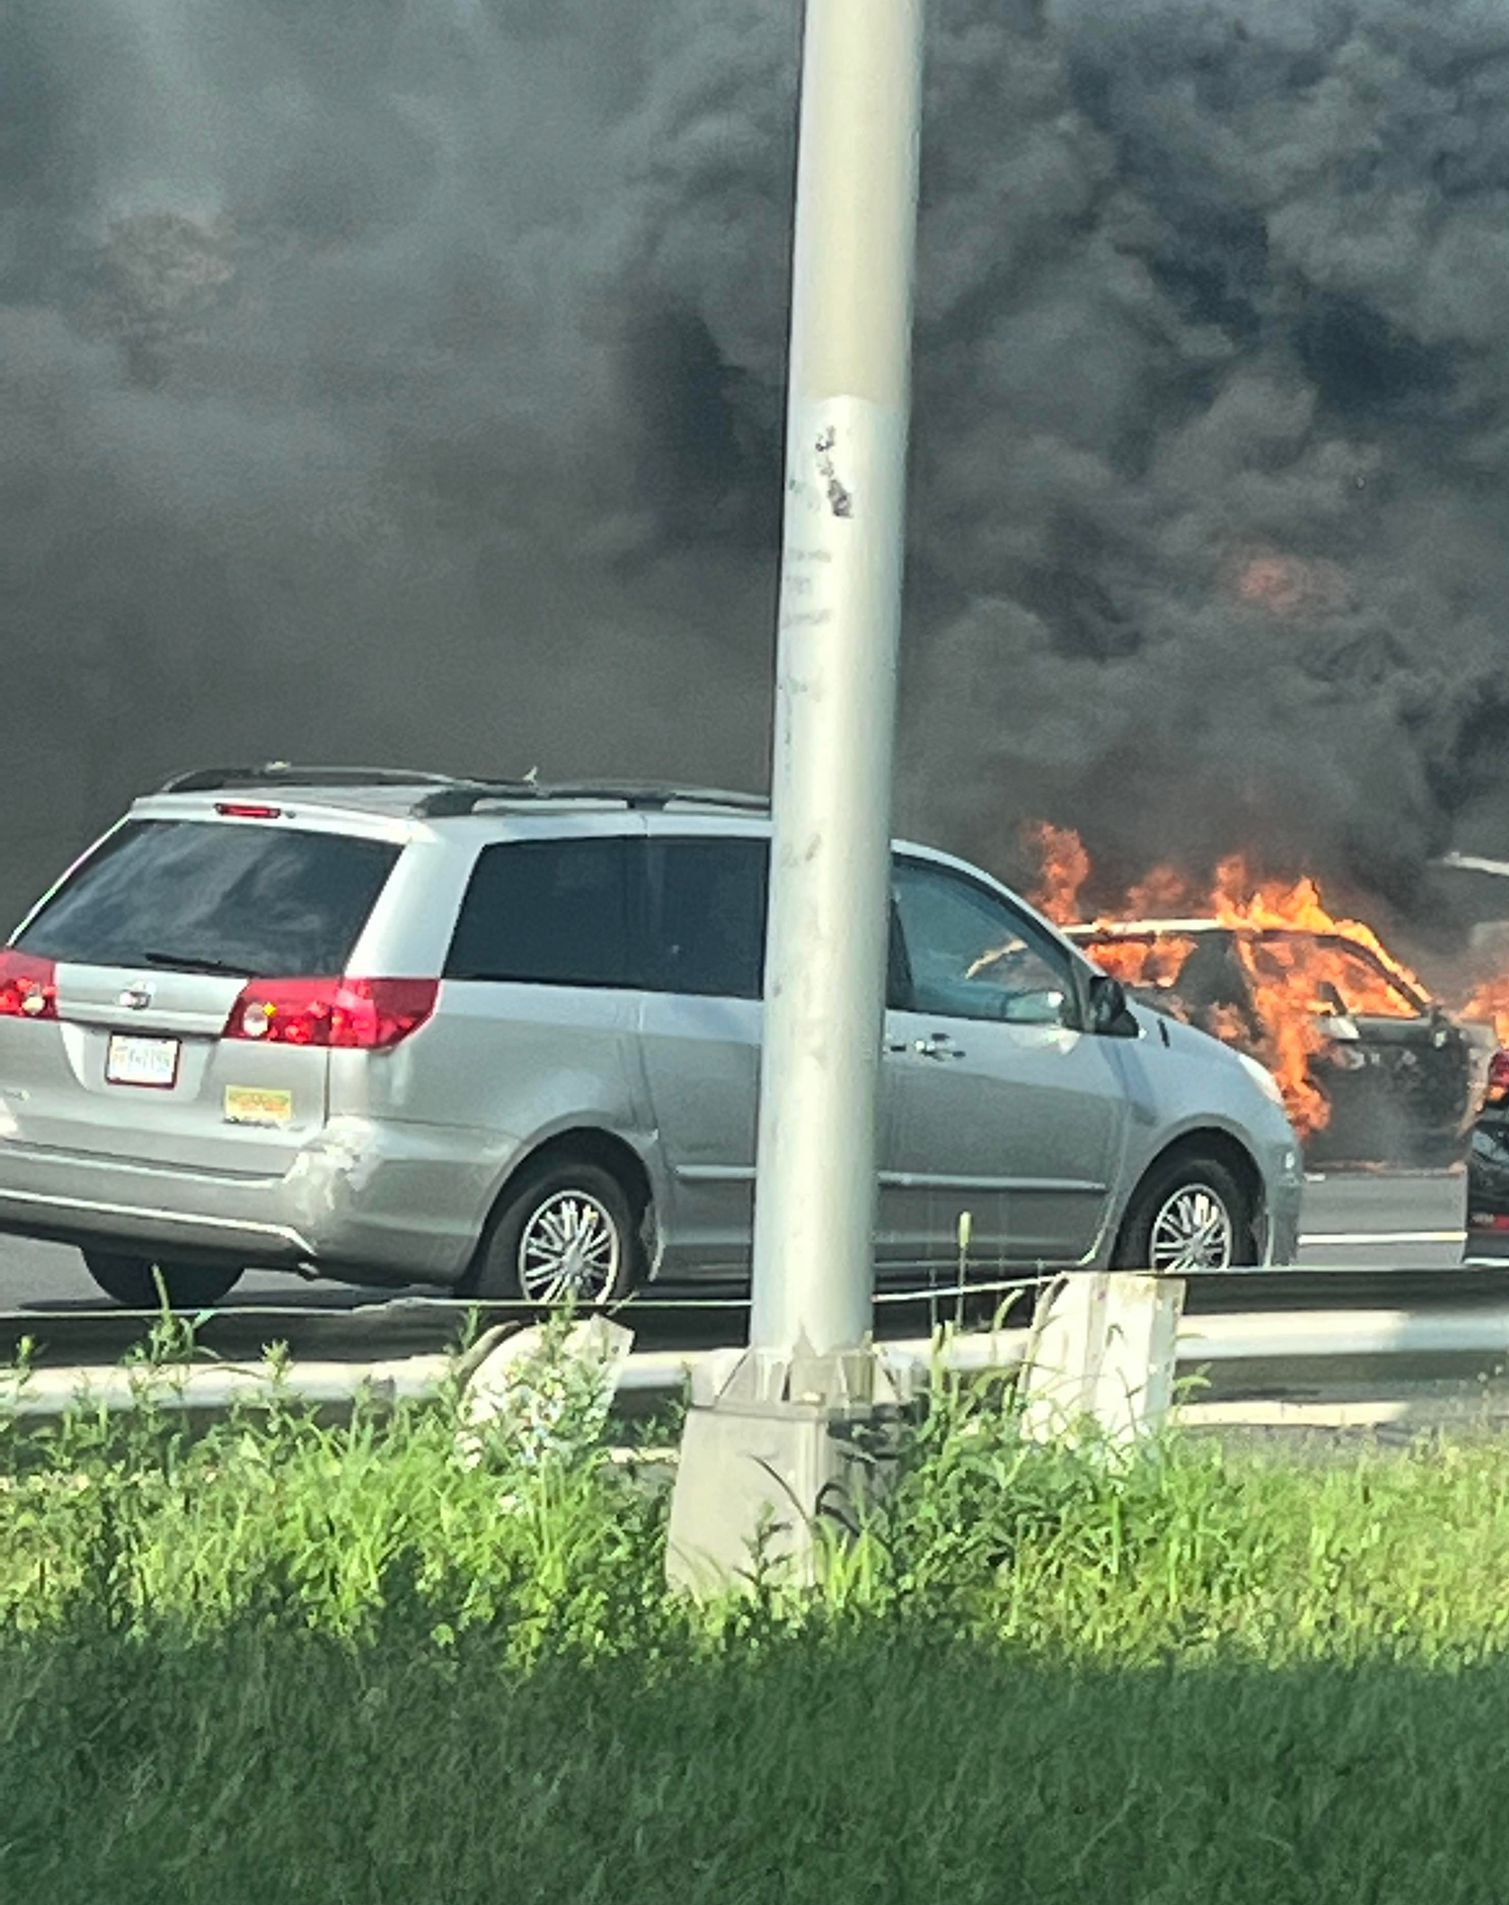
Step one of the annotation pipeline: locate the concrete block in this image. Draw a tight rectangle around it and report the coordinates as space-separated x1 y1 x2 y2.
458 1316 635 1468
1094 1273 1184 1441
1018 1273 1110 1442
1018 1273 1184 1446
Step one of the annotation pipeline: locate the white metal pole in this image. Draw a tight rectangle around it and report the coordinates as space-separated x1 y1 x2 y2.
749 0 926 1355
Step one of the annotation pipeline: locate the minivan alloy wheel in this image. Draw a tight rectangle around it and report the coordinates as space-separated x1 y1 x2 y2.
467 1156 639 1305
1147 1183 1235 1271
517 1188 623 1303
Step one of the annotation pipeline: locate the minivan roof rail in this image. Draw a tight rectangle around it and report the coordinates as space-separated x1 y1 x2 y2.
412 780 770 818
156 765 770 816
158 764 461 795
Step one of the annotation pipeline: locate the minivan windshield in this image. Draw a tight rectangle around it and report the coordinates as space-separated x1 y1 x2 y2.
17 820 399 977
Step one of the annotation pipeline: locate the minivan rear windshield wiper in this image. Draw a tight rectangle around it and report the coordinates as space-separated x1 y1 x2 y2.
143 949 248 976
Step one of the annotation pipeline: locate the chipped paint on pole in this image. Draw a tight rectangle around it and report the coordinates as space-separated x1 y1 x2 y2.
749 0 926 1356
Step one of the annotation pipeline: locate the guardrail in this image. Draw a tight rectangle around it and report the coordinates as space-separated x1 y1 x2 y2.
5 1260 1509 1437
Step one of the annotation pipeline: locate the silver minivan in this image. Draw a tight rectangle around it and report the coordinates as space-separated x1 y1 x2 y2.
0 769 1303 1306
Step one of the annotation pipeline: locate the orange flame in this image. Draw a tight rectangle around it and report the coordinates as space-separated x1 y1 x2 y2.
1083 933 1195 995
1233 554 1345 617
1462 976 1509 1048
1028 826 1436 1141
1206 857 1429 1006
1023 821 1091 927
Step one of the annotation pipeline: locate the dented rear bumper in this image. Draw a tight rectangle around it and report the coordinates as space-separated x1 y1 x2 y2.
0 1116 516 1285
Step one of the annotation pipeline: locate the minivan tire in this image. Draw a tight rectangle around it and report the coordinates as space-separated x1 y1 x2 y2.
82 1251 244 1310
1115 1156 1254 1273
468 1159 639 1306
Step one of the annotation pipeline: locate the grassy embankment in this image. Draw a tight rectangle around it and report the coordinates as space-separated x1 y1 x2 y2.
4 1330 1509 1902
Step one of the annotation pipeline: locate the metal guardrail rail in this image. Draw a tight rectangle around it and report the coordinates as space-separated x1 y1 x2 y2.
4 1260 1509 1431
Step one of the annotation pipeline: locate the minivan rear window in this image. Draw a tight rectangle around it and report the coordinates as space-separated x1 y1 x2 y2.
17 821 400 977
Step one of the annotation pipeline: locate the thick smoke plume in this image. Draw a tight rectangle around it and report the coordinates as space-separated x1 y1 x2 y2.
6 0 1509 938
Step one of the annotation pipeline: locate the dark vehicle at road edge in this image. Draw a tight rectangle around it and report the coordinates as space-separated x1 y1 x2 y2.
1466 1052 1509 1263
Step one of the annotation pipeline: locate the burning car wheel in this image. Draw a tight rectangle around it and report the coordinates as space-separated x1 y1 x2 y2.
1116 1157 1252 1273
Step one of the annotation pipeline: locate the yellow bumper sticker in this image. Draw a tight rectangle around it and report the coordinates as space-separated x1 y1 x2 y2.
225 1087 294 1128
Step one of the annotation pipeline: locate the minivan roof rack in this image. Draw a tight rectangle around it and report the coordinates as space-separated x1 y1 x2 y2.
411 780 770 818
155 765 770 817
158 764 460 796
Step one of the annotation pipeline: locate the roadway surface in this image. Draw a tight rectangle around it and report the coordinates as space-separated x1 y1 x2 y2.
0 1169 1480 1361
0 1167 1470 1312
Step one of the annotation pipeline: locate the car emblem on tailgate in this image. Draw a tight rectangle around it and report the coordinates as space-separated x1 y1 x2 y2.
118 980 155 1011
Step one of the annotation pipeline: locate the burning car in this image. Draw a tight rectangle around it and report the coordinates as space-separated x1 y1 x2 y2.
1066 917 1489 1165
1023 822 1500 1165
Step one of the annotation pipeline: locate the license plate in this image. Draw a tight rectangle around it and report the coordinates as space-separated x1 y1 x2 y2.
105 1034 181 1090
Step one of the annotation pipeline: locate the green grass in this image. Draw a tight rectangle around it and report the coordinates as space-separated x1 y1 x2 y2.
7 1349 1509 1901
13 1636 1509 1904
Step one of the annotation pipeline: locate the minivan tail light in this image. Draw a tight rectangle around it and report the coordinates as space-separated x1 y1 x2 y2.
215 802 283 820
223 978 438 1050
0 951 58 1021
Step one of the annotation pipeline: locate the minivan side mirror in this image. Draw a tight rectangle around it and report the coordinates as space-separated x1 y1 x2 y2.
1002 986 1069 1028
1088 973 1141 1038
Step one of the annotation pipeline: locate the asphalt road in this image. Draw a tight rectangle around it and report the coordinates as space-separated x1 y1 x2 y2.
0 1167 1471 1321
1291 1168 1466 1271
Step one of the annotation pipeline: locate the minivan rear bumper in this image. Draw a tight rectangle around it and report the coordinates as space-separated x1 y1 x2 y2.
0 1117 511 1286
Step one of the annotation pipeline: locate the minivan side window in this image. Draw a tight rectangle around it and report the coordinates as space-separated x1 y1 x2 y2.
643 838 768 1000
445 838 631 987
892 858 1078 1026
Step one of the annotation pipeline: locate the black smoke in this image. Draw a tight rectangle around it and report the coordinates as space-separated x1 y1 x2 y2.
5 0 1509 937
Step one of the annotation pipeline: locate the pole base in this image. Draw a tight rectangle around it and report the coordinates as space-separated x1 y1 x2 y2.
665 1341 915 1597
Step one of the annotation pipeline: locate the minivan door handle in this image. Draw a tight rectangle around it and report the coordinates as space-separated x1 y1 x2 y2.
886 1030 966 1061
